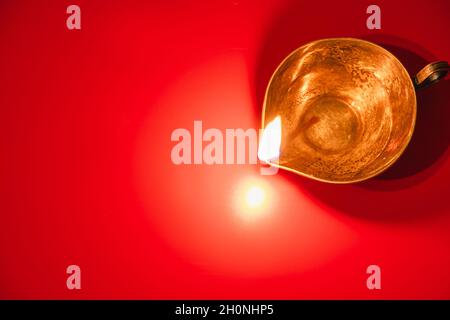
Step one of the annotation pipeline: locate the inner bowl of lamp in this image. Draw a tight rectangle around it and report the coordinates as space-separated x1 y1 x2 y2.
262 38 416 183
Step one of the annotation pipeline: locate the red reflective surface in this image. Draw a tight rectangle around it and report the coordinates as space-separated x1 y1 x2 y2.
0 0 449 299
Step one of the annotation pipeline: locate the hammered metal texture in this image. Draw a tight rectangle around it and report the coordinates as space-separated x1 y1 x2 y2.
263 38 416 183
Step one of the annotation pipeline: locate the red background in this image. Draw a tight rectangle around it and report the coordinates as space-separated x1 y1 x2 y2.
1 0 449 299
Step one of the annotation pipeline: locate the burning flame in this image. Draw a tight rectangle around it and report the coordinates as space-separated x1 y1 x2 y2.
258 116 281 162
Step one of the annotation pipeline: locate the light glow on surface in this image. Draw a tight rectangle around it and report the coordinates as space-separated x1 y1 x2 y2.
245 185 266 208
233 176 274 222
258 116 282 162
136 53 357 277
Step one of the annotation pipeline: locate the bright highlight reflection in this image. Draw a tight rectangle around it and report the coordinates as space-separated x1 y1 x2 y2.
258 116 282 162
233 177 275 222
245 186 265 208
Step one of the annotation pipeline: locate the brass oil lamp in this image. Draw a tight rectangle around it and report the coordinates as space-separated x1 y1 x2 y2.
261 38 449 183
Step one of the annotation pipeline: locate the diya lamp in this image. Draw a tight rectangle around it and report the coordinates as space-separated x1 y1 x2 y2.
260 38 449 183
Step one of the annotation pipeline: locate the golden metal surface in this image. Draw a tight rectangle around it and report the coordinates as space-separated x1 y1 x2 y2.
262 38 418 183
414 61 449 89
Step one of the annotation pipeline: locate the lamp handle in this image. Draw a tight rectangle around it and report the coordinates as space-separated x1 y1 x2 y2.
414 61 449 89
